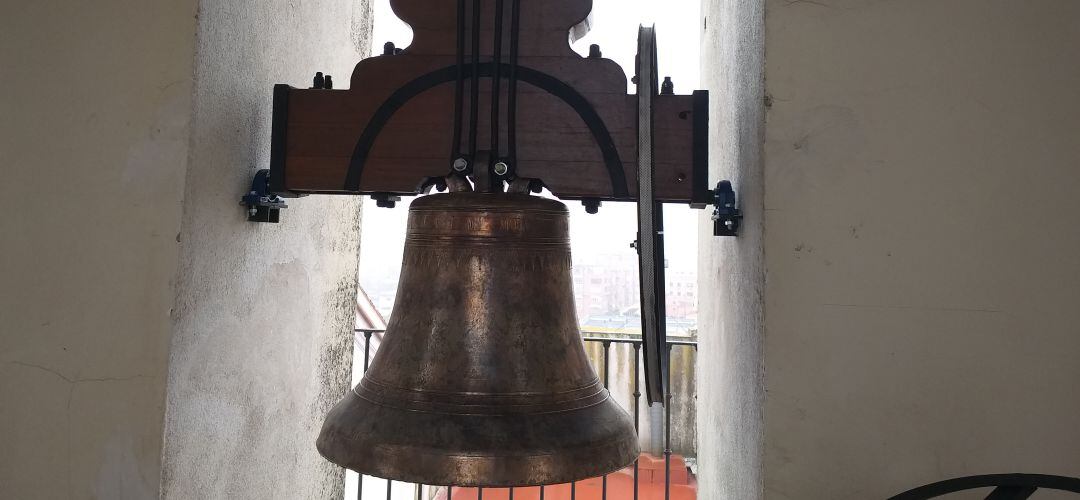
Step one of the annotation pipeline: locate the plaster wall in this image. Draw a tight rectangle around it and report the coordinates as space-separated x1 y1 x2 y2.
762 1 1080 498
0 2 197 498
697 1 766 499
159 1 371 498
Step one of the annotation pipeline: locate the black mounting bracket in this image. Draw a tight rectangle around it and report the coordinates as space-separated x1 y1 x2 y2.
711 180 742 237
241 169 288 223
372 193 404 209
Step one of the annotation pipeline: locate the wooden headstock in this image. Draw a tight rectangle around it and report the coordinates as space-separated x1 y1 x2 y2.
270 0 708 203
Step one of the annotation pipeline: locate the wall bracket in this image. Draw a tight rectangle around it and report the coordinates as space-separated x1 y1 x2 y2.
711 180 742 237
241 169 288 223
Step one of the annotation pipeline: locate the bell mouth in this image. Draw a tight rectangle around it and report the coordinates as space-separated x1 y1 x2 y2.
316 388 640 487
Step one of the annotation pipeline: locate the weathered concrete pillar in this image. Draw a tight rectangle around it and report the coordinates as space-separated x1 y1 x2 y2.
697 1 1080 499
1 1 371 498
1 2 198 497
759 1 1080 498
160 1 371 498
697 1 767 499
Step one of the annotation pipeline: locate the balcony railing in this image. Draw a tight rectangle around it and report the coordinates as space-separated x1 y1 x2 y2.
350 329 698 500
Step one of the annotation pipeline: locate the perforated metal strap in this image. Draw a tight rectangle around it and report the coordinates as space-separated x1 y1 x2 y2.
636 25 666 405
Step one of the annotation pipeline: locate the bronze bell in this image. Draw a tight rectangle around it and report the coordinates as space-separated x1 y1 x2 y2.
317 192 639 487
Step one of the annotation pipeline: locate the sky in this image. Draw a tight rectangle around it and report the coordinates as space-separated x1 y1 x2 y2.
358 0 703 292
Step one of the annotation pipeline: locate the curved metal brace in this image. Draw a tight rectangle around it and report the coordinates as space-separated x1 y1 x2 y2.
343 63 629 198
889 474 1080 500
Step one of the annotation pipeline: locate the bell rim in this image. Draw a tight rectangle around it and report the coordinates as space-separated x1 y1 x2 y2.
318 430 640 488
318 443 642 488
316 389 640 487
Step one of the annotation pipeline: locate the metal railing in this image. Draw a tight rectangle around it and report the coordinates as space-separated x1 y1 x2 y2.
351 329 698 500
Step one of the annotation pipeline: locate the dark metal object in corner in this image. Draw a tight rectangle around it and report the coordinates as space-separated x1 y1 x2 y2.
889 474 1080 500
241 169 287 223
711 180 742 237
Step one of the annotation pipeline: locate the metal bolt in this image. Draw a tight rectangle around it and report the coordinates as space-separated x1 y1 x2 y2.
452 158 468 172
493 162 509 176
661 77 674 95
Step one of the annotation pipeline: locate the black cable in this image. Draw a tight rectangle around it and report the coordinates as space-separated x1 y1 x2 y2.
468 0 482 159
451 0 466 160
490 0 505 162
507 0 521 163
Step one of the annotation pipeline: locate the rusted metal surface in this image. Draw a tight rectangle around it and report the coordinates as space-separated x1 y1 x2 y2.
317 192 639 486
